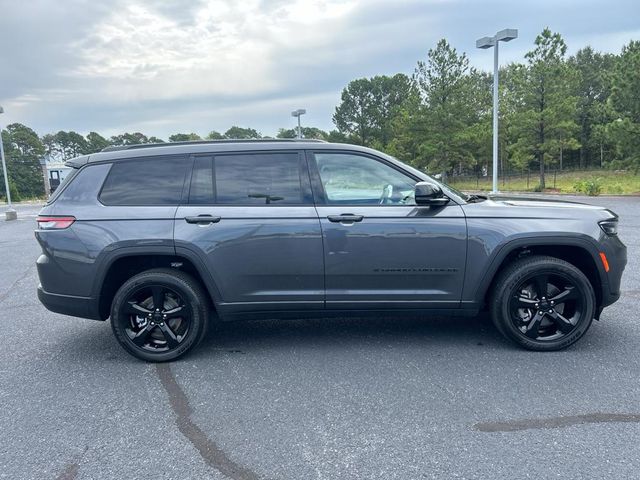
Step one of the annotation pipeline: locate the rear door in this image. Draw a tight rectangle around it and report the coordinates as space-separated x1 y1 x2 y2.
309 150 467 310
174 150 324 316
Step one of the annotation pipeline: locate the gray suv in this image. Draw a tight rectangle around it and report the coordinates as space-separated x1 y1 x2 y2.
35 140 626 361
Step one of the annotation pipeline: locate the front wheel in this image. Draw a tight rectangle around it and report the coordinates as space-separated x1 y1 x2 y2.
111 269 209 362
490 255 596 351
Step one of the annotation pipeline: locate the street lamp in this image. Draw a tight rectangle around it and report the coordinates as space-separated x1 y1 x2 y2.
476 28 518 194
291 109 306 139
0 106 17 221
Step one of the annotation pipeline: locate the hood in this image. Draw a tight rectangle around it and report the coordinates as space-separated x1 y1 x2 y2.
462 194 617 221
488 195 606 210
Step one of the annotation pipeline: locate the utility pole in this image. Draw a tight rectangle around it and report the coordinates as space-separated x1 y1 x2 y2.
0 106 17 220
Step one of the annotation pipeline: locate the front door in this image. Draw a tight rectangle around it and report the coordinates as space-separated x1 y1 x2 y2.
309 151 467 310
174 151 324 316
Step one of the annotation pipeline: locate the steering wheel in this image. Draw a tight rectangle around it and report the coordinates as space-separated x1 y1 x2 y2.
379 184 393 205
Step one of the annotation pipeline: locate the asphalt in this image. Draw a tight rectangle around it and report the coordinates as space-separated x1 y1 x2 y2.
0 196 639 480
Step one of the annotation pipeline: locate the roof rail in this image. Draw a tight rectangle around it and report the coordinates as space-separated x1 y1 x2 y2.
101 138 327 152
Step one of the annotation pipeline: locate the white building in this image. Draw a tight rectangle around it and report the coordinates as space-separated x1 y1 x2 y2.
43 154 73 192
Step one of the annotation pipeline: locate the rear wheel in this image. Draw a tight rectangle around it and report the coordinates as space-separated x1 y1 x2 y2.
111 269 209 362
490 255 596 351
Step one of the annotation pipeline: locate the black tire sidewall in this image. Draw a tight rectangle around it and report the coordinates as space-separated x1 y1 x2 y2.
492 258 595 351
111 270 206 362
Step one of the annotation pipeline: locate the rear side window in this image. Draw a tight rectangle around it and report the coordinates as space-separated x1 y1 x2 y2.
189 152 311 205
100 156 188 205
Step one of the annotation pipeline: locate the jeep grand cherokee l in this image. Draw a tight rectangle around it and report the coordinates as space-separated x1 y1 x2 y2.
35 140 626 361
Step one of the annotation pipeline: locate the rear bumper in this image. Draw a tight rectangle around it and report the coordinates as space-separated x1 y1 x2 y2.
37 285 103 320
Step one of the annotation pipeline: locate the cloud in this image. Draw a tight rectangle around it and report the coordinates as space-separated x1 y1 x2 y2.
0 0 638 138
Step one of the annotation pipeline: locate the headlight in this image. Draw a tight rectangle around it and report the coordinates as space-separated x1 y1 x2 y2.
599 219 618 236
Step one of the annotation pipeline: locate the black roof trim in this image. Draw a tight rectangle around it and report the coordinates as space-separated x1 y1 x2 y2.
101 138 327 152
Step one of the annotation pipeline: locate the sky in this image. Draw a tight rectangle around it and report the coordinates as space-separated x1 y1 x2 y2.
0 0 638 139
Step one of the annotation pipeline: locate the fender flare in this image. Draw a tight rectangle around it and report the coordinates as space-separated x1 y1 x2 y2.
472 234 608 304
92 245 224 317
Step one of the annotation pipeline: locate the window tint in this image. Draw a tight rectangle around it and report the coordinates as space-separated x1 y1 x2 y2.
100 156 188 205
314 153 416 205
189 157 215 204
197 152 308 205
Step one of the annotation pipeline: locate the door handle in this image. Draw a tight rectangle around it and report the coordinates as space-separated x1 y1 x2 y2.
327 214 364 223
184 215 221 225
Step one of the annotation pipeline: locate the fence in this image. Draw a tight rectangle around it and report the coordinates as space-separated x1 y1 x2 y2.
445 168 607 191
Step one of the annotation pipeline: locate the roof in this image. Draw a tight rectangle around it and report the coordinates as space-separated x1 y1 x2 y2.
65 139 374 168
100 138 326 152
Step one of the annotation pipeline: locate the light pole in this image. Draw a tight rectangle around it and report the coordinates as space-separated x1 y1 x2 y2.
0 106 17 221
291 109 306 139
476 28 518 194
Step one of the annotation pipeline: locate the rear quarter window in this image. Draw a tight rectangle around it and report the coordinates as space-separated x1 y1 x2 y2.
46 167 80 204
99 156 189 205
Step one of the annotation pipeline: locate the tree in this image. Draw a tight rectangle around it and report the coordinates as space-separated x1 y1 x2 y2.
509 28 580 188
333 78 377 145
276 127 328 139
0 123 45 199
109 132 161 145
325 130 349 143
607 40 640 171
43 131 89 161
206 130 225 140
569 47 615 168
168 133 202 142
333 74 413 147
85 132 110 153
223 126 261 139
409 39 482 174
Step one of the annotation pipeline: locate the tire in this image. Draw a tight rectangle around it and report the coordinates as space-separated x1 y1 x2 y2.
111 269 210 362
490 255 596 351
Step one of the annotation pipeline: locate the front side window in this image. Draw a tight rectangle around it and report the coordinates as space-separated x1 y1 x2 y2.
189 152 310 205
313 152 416 205
100 156 188 205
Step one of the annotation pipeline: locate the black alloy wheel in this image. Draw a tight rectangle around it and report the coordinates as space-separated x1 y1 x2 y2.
491 255 596 351
111 269 209 361
510 272 583 341
121 284 192 352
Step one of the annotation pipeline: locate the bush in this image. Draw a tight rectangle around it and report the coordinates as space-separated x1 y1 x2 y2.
584 178 602 196
533 183 544 192
573 178 602 196
10 183 21 202
607 184 624 194
0 182 21 203
573 180 585 193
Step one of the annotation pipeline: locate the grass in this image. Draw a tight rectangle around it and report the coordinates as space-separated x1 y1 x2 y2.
446 170 640 195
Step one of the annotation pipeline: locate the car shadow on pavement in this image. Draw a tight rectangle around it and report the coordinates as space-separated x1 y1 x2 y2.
52 311 617 363
192 313 510 357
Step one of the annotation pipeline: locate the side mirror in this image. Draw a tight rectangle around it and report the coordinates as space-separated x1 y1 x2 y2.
415 182 449 207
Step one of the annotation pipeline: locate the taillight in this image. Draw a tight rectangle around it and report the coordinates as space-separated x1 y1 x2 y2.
36 216 76 230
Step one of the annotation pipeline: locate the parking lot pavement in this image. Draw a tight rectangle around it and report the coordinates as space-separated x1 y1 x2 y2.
1 197 639 480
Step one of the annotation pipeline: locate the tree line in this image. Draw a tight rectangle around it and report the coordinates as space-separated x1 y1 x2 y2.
333 29 639 189
1 27 638 199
